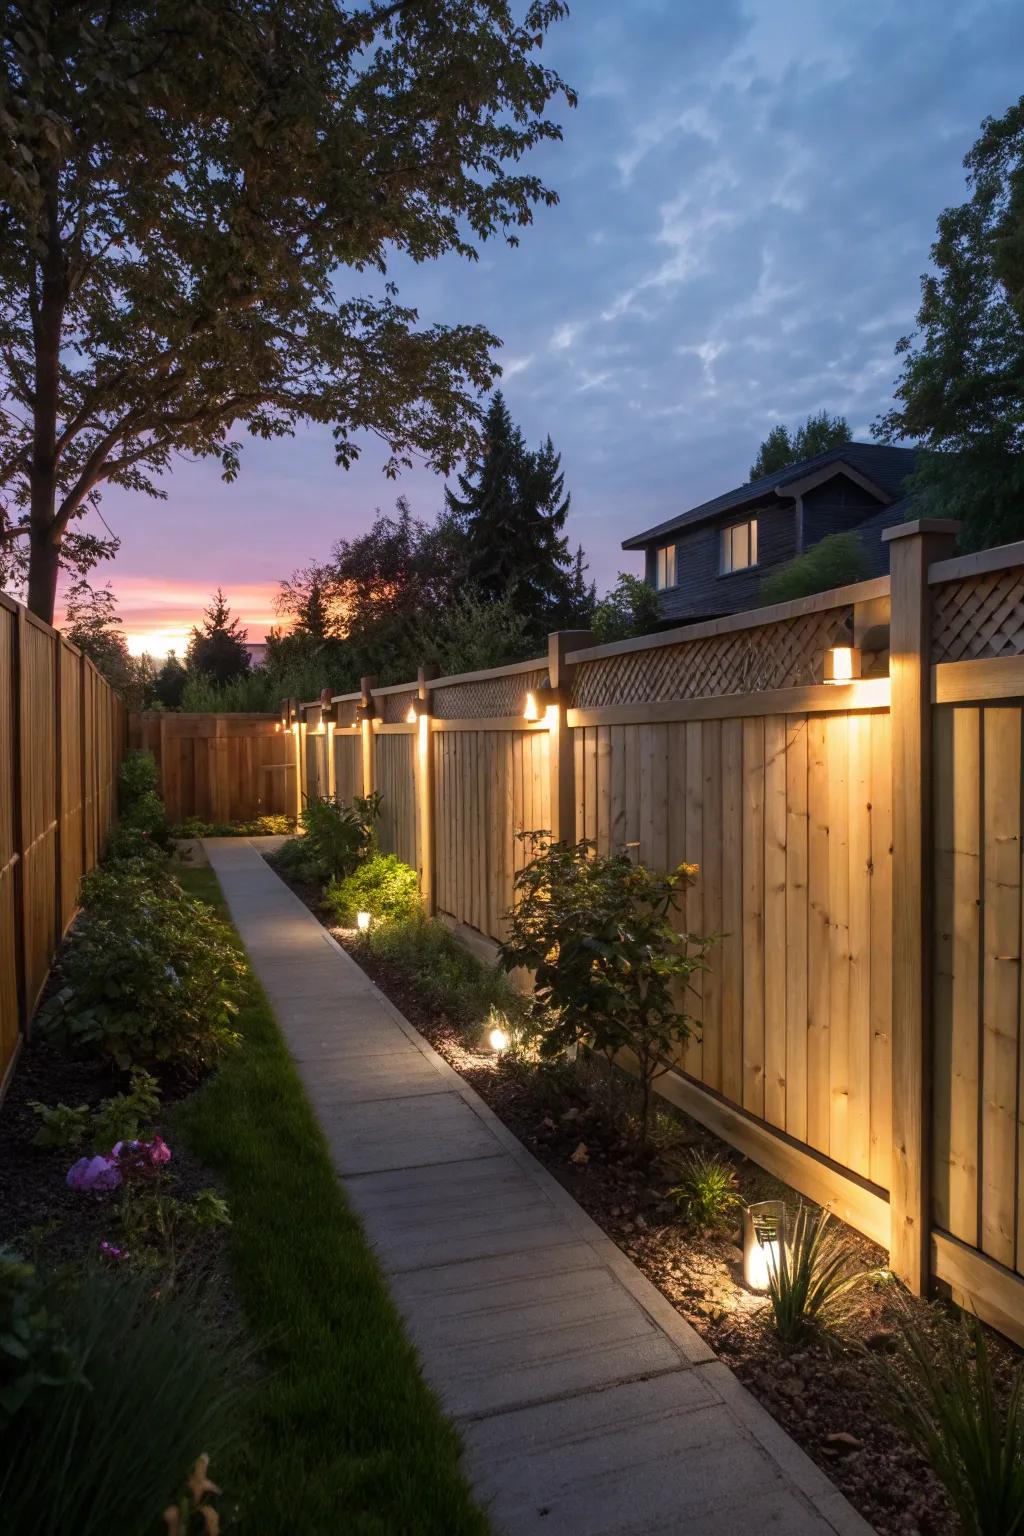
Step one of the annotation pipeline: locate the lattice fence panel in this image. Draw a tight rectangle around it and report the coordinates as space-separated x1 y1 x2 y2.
572 608 854 707
334 699 358 728
931 568 1024 663
431 667 548 719
380 690 418 724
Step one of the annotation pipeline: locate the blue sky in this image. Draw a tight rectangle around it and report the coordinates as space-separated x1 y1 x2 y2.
90 0 1024 653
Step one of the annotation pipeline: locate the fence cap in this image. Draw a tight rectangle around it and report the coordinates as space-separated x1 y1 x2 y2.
882 518 961 542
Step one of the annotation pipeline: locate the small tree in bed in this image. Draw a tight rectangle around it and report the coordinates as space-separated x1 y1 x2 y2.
499 836 715 1144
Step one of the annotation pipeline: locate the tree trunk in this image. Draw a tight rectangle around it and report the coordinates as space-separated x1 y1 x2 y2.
26 184 65 626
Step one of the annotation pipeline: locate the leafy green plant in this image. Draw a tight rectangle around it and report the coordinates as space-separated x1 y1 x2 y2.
670 1151 740 1230
169 813 294 838
760 531 869 604
365 913 523 1036
765 1205 867 1345
90 1069 160 1153
875 1311 1024 1536
325 853 421 927
0 1269 239 1536
38 868 244 1071
0 1248 83 1420
29 1100 91 1151
276 791 381 886
500 836 715 1142
118 1187 231 1272
117 749 160 809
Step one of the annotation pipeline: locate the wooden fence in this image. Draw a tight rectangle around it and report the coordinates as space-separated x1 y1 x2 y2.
0 593 124 1091
129 712 293 824
281 521 1024 1346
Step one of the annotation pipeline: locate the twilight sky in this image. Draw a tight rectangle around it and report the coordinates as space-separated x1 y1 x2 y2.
62 0 1024 655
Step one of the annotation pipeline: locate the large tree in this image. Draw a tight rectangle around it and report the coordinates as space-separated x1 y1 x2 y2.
185 588 251 684
445 390 588 635
749 411 851 481
0 1 573 619
875 97 1024 550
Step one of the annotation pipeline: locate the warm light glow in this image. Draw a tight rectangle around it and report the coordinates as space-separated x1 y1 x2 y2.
523 690 539 722
823 645 861 685
743 1202 786 1292
488 1025 510 1053
545 702 559 728
356 911 372 932
406 704 417 724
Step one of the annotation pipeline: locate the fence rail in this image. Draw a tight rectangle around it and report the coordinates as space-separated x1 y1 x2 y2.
271 527 1024 1347
0 593 124 1091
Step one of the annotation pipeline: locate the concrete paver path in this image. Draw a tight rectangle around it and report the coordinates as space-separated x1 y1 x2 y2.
205 838 872 1536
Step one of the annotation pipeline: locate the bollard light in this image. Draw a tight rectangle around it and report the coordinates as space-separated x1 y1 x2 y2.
356 910 371 933
742 1200 786 1292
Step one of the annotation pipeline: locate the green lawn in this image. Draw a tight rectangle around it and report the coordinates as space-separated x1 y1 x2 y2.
174 864 489 1536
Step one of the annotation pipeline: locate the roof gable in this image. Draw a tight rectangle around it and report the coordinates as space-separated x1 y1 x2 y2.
622 443 917 550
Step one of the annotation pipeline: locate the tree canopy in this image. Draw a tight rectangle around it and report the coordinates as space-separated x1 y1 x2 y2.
62 578 155 706
875 96 1024 550
749 412 851 481
0 0 573 618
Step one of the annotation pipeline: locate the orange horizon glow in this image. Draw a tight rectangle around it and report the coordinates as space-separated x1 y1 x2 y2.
54 575 287 659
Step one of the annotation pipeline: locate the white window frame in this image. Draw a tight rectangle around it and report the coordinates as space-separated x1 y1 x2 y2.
655 543 677 591
720 518 758 575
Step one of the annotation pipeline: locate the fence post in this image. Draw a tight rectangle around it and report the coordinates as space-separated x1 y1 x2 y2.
547 631 593 843
414 663 438 913
360 675 376 798
12 606 28 1030
884 517 960 1293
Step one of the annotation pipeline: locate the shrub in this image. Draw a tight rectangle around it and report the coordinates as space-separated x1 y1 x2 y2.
110 749 171 862
38 869 244 1071
117 749 160 810
760 531 869 604
28 1099 91 1151
365 913 522 1037
500 836 715 1142
169 813 294 838
118 1186 231 1272
325 853 421 927
276 792 380 885
765 1205 867 1344
0 1248 82 1420
90 1069 161 1153
0 1267 237 1536
670 1150 740 1230
875 1311 1024 1536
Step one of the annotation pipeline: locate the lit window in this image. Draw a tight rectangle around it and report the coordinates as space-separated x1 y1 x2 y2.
721 518 758 574
655 544 677 590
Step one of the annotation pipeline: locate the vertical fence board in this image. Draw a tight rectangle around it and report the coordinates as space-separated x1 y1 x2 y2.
763 715 787 1130
785 718 809 1144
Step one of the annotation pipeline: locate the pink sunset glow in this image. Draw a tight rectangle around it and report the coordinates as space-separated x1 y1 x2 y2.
54 573 285 659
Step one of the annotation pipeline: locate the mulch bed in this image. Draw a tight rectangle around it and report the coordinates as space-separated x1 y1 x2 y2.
329 931 1023 1536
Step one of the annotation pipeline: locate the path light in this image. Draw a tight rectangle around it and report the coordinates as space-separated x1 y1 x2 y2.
743 1199 786 1292
823 645 861 685
356 910 372 933
484 1010 511 1054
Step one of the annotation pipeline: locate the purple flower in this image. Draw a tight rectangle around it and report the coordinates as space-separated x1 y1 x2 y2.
66 1155 122 1192
99 1240 127 1264
112 1135 171 1177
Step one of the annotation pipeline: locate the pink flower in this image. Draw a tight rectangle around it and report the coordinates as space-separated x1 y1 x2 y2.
99 1240 128 1264
112 1135 171 1177
66 1155 122 1192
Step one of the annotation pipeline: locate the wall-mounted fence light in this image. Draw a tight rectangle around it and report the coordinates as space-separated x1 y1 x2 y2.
405 697 432 725
355 700 376 725
742 1199 786 1292
823 646 861 685
319 687 336 724
522 679 567 720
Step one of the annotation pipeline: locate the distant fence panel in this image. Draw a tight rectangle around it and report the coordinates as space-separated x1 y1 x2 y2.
0 594 123 1092
376 732 417 868
130 713 291 823
332 729 362 805
434 724 549 944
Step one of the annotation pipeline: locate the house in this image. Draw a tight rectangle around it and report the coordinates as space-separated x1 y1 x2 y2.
622 442 918 624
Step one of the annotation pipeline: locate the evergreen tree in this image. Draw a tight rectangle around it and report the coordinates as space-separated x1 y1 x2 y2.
153 651 188 710
276 562 344 643
446 392 583 637
186 590 251 685
749 411 851 480
875 96 1024 550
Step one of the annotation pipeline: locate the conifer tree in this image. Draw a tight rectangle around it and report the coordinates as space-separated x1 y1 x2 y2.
445 392 585 637
186 590 250 685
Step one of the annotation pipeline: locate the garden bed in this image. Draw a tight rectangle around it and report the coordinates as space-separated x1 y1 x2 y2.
315 919 1021 1536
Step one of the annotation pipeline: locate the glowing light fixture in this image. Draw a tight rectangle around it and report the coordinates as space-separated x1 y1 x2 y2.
356 910 372 933
522 690 539 722
823 645 861 685
488 1023 510 1053
742 1200 786 1292
406 703 417 724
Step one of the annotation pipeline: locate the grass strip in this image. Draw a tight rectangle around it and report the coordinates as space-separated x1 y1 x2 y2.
174 864 489 1536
